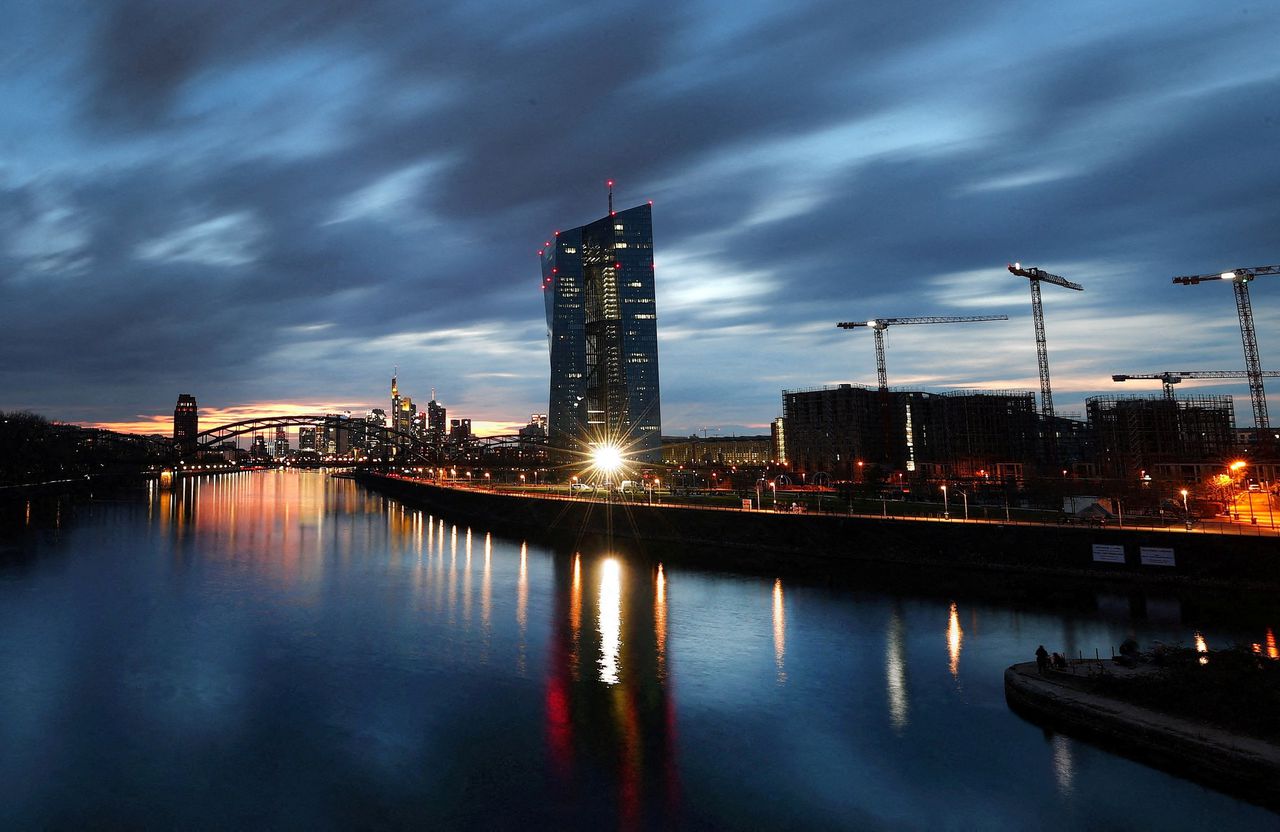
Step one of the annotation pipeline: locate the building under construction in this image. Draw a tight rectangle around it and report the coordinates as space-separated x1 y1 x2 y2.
781 385 1039 480
1086 394 1236 480
911 390 1039 480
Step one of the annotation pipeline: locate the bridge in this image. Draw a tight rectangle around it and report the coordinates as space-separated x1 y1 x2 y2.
187 414 542 465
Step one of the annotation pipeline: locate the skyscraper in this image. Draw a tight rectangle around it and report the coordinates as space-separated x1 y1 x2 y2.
426 389 447 446
173 394 198 456
541 201 661 461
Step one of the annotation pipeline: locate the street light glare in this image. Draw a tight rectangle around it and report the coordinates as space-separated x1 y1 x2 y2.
592 443 625 475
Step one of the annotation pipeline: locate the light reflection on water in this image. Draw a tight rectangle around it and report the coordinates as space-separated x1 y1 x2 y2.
0 470 1275 830
772 578 786 685
948 601 964 679
598 558 622 686
885 606 910 732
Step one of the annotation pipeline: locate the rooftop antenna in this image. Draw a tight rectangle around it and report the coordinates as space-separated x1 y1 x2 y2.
607 179 614 215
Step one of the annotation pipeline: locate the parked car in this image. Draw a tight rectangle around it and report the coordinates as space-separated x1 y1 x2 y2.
570 482 593 493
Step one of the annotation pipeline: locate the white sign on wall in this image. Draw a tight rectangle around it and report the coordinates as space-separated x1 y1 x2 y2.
1140 547 1175 567
1092 544 1126 564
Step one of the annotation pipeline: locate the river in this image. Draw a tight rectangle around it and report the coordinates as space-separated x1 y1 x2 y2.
0 470 1273 829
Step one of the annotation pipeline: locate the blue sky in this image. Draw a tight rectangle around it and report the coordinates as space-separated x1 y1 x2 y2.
2 1 1279 435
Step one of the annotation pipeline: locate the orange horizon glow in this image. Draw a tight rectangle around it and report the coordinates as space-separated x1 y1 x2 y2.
80 401 527 438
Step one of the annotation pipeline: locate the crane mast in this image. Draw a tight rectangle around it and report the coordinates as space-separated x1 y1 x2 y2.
1172 265 1279 433
1007 264 1083 424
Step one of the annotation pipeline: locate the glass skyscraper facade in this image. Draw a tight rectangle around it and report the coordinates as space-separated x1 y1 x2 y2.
541 202 661 461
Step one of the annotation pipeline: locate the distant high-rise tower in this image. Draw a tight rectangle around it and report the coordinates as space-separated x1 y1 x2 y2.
173 394 198 456
427 388 447 446
390 370 401 433
541 199 661 461
273 426 290 459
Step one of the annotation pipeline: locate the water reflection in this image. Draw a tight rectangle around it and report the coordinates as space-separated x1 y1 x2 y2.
570 553 582 680
6 471 1274 828
482 533 492 632
517 542 529 675
772 578 786 685
463 527 473 625
654 564 667 681
544 550 680 826
599 558 622 685
1052 734 1075 797
886 606 909 732
948 601 964 679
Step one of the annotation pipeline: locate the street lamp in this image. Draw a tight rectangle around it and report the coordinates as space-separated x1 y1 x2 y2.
941 484 950 520
959 489 969 521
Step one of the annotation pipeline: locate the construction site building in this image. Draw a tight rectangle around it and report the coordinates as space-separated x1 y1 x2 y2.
1086 394 1236 480
781 385 1040 480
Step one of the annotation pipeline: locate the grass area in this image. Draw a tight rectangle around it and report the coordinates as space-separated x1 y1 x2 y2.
1091 645 1280 742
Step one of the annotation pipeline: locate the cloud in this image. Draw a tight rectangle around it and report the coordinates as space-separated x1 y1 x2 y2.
136 211 263 267
1 0 1279 435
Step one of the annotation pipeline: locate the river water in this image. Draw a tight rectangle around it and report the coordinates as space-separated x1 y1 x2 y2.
0 470 1273 829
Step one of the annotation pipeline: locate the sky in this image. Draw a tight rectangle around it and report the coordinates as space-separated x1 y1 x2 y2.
2 0 1279 438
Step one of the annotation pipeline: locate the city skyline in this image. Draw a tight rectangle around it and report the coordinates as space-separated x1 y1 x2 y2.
3 2 1280 435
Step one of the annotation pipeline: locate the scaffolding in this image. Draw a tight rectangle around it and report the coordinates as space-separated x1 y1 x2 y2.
781 385 1041 479
914 389 1039 478
1086 394 1235 479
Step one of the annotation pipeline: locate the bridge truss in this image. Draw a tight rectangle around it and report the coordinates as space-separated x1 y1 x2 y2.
192 415 546 466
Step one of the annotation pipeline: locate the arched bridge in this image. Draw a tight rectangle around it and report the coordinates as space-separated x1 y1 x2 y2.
188 415 546 465
192 414 438 465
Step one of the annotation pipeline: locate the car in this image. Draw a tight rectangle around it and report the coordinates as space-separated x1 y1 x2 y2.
570 482 593 493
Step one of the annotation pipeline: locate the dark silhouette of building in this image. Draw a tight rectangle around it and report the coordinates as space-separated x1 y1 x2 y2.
427 391 447 445
542 202 661 462
1087 394 1236 479
173 394 198 456
781 385 1039 479
449 418 472 443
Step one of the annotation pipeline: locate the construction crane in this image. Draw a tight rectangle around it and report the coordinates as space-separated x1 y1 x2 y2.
1172 264 1279 433
1112 370 1280 401
835 315 1008 392
1007 264 1084 427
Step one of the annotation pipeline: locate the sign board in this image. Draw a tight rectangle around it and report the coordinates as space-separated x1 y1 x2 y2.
1140 546 1175 567
742 499 754 511
1092 544 1125 564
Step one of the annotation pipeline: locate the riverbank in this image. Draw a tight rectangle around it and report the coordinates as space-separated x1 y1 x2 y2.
354 473 1280 590
0 471 152 502
1004 661 1280 809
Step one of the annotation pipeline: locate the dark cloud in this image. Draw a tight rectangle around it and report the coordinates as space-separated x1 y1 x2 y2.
2 0 1279 430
